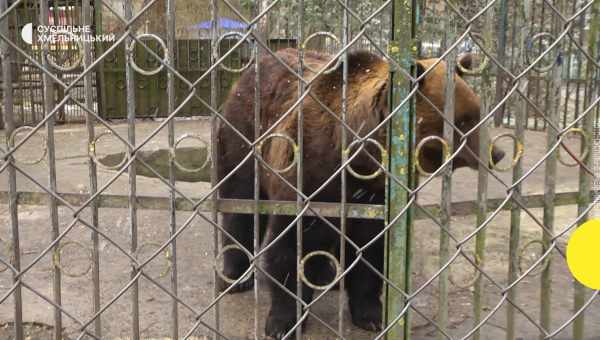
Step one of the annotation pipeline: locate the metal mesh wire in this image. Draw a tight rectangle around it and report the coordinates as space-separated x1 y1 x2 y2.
0 0 599 339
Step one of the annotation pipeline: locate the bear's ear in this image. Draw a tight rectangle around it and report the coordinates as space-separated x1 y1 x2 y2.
456 53 473 77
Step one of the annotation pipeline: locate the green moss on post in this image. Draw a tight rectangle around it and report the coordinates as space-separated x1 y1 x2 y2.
385 0 417 339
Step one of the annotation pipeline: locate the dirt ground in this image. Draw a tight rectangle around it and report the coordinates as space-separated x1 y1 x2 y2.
0 119 598 340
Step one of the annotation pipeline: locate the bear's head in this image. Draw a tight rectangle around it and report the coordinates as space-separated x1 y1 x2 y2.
413 55 505 173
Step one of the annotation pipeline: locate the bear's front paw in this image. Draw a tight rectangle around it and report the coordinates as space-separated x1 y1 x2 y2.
350 299 382 332
265 311 297 339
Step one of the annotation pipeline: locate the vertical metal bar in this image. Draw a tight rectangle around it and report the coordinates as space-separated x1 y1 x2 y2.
493 0 508 127
0 0 23 338
252 1 264 338
123 0 140 338
209 0 221 337
165 0 178 337
386 0 416 338
81 0 102 336
51 3 65 123
505 0 519 129
506 2 531 339
338 0 349 336
295 0 305 338
472 4 495 339
561 0 578 129
27 0 38 124
437 1 457 338
529 1 540 131
574 2 599 339
540 1 564 336
94 0 106 119
38 0 63 338
573 8 586 129
13 6 24 125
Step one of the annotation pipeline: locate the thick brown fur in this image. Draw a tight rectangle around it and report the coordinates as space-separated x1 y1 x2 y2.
216 48 504 338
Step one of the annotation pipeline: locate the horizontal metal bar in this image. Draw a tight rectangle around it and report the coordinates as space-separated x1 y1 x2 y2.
0 190 582 220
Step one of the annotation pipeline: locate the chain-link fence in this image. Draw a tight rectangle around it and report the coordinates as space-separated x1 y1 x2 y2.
0 0 599 339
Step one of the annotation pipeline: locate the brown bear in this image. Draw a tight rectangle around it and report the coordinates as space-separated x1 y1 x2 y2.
216 48 504 338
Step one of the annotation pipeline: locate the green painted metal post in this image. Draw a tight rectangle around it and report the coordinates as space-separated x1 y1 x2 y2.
574 2 599 339
385 0 417 339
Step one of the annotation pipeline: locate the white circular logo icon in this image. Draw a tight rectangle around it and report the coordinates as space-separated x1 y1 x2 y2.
21 23 33 45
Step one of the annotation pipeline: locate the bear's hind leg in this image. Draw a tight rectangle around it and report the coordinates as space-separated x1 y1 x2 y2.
346 219 384 332
264 215 316 339
218 171 257 293
219 212 255 293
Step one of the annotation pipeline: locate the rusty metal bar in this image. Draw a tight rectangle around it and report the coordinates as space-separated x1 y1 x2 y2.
0 190 592 220
123 0 140 338
252 1 263 338
339 0 349 336
295 1 305 338
81 0 102 336
166 0 179 336
0 0 23 338
209 0 221 337
38 0 63 338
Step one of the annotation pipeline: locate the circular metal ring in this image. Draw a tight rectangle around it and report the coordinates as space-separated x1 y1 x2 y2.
170 134 211 173
41 29 83 72
216 32 255 73
518 239 550 277
53 241 93 278
214 244 253 285
299 250 341 291
343 138 388 180
525 32 559 74
449 252 481 289
128 33 167 76
456 33 489 76
136 242 172 279
257 133 299 174
8 126 48 165
301 32 342 74
489 133 524 172
88 131 129 170
414 135 451 177
558 128 589 167
0 238 12 273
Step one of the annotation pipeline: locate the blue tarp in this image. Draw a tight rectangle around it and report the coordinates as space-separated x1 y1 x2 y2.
191 18 248 30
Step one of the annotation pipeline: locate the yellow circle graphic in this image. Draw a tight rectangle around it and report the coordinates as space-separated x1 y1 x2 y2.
566 219 600 290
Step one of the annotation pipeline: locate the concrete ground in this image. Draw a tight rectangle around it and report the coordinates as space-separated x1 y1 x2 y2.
0 119 598 339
